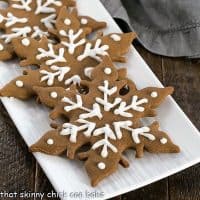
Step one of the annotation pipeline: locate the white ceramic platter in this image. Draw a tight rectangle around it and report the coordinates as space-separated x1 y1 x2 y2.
0 0 200 199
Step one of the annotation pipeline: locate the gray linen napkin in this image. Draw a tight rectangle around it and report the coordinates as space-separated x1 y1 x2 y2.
101 0 200 58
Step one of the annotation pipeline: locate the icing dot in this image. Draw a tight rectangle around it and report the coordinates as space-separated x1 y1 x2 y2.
81 18 88 25
64 18 71 25
21 38 30 46
151 91 158 98
59 30 66 36
84 67 93 78
50 91 58 99
47 138 54 145
110 34 121 41
0 43 4 51
97 162 106 170
160 138 168 144
15 80 23 88
104 67 112 75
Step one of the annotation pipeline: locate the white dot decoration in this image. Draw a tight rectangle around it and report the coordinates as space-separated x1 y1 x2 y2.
84 67 93 78
59 30 66 36
47 138 54 145
15 80 24 88
104 67 112 75
64 18 71 25
50 91 58 99
21 38 30 46
151 91 158 98
81 18 88 25
0 43 4 51
97 162 106 170
110 34 121 41
160 138 168 144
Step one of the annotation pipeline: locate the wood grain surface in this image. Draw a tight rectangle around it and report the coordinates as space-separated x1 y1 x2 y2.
0 42 199 200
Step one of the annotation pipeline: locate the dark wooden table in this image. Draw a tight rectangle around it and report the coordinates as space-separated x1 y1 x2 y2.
0 42 199 200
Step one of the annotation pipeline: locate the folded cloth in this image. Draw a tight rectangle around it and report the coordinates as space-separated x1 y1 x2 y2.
101 0 200 58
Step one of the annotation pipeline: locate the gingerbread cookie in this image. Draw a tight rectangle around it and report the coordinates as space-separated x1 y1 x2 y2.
0 0 76 60
33 56 174 121
12 7 135 67
30 56 180 186
0 8 135 99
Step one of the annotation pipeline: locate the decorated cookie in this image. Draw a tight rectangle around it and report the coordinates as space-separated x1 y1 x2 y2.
32 56 174 121
0 8 135 100
0 0 76 60
12 7 135 67
30 56 180 186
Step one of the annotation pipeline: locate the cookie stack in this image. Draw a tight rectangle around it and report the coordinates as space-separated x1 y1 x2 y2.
0 0 180 186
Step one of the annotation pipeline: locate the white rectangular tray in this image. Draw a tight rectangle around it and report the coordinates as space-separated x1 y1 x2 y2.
0 0 200 199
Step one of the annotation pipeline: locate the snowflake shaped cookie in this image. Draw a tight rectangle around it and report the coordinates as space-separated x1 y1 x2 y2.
0 0 75 60
30 56 180 186
0 7 135 99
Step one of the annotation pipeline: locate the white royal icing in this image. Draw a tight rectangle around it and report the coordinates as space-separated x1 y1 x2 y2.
114 96 148 117
160 138 168 144
113 121 156 143
40 65 70 86
15 80 24 88
96 80 122 111
37 43 66 65
92 124 118 158
57 80 162 159
62 95 103 119
31 26 49 38
77 39 109 61
60 119 96 143
80 18 88 25
35 0 62 14
12 0 32 11
60 29 86 54
151 91 158 98
50 91 58 98
0 12 28 27
47 138 54 145
104 67 112 75
41 14 56 29
1 26 31 43
84 67 93 78
21 38 30 46
65 75 81 85
0 44 4 51
64 18 71 25
97 162 106 170
110 34 121 41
